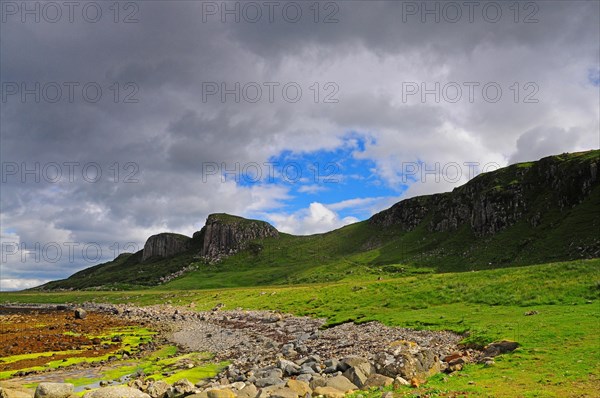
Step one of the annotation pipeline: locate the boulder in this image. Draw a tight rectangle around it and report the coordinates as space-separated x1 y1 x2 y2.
256 369 283 380
255 377 284 388
392 376 410 388
34 383 74 398
83 387 150 398
341 357 374 389
295 375 312 383
324 376 358 393
207 389 236 398
483 341 519 357
380 350 440 380
1 387 33 398
362 374 393 389
312 387 345 398
147 381 170 398
236 384 258 398
74 308 87 320
186 394 208 398
277 360 301 376
167 379 195 398
308 376 327 390
285 380 311 397
265 387 297 398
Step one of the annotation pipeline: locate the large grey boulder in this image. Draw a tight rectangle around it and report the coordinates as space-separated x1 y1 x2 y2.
34 383 74 398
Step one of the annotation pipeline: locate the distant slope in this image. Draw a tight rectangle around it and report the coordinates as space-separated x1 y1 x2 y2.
36 150 600 291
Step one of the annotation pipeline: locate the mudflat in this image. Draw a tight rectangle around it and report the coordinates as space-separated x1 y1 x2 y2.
0 306 140 373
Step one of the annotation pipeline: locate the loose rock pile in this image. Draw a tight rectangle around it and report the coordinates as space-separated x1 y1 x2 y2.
80 304 485 397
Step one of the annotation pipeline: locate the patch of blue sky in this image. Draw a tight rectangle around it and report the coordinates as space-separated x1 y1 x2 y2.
229 135 408 220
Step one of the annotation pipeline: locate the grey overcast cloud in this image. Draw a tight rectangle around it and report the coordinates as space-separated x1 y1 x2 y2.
1 1 599 290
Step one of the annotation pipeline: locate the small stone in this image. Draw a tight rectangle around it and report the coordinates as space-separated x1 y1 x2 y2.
392 376 410 388
74 308 87 319
410 378 422 388
229 382 245 391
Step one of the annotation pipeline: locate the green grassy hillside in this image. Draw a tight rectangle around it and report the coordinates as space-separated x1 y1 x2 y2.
36 150 599 291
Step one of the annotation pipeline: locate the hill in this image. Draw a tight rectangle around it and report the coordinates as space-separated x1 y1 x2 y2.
36 150 600 291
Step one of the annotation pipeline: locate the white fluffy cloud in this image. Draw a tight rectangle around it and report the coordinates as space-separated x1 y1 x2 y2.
0 279 49 292
268 202 359 235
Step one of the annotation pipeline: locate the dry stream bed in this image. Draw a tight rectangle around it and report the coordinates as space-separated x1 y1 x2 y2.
1 304 500 397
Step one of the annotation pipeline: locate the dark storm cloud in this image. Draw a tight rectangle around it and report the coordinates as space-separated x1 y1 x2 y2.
1 1 598 289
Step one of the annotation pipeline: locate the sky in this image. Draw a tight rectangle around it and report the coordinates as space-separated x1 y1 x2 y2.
1 0 599 290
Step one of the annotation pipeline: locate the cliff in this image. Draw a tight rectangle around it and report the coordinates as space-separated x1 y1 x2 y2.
370 152 599 237
194 213 279 262
141 233 192 262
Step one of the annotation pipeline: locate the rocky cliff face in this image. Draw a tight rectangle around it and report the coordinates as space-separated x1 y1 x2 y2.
370 153 599 237
194 214 279 262
142 233 191 262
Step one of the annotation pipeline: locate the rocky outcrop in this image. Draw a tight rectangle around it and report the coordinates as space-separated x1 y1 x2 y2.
370 152 599 237
195 214 279 262
142 233 191 262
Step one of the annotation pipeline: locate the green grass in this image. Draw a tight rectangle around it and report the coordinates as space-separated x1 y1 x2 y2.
0 350 81 365
3 259 599 396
